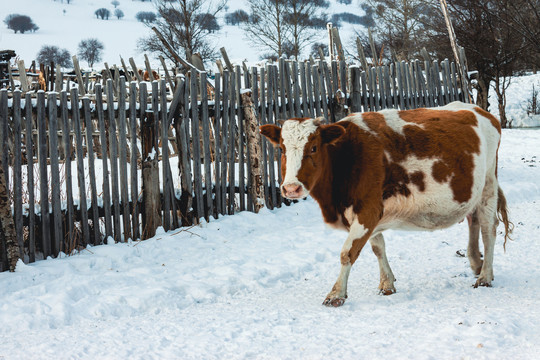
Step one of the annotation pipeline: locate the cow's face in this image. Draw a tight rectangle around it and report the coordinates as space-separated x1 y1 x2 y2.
260 118 345 199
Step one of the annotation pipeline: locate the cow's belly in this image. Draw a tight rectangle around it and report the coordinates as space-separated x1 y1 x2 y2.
378 182 480 232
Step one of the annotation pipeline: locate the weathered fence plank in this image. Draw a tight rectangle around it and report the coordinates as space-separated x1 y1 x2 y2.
71 88 90 248
95 84 113 240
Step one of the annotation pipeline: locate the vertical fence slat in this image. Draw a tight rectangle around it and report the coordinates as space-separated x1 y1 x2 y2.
220 72 229 216
235 67 246 212
48 93 63 253
292 61 302 117
350 67 361 113
191 72 204 221
130 82 140 238
214 73 222 217
106 79 121 242
71 88 90 248
259 67 270 208
159 79 171 231
25 93 36 262
266 66 277 209
311 65 322 118
12 91 23 256
82 97 101 246
60 91 74 254
227 69 236 215
300 62 309 117
36 91 52 256
118 78 132 238
201 72 214 220
95 84 113 240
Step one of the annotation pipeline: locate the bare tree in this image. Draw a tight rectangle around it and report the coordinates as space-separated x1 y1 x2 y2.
425 0 529 119
243 0 291 58
283 0 328 60
363 0 435 61
36 45 72 68
138 0 227 66
78 38 104 68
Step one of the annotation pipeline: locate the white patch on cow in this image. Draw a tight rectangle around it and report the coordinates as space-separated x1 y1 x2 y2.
341 221 368 257
379 109 423 135
281 119 319 193
343 109 424 137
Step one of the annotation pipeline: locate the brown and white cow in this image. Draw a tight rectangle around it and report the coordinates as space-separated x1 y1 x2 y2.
260 101 513 307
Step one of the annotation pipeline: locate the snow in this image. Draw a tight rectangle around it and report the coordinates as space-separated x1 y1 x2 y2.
487 73 540 128
1 127 540 359
2 0 540 358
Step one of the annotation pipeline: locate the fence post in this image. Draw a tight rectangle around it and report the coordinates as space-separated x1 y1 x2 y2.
241 90 264 213
0 157 19 272
141 108 162 239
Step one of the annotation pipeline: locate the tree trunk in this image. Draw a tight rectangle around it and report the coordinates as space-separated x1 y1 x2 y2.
495 75 510 128
0 158 20 272
475 73 491 110
240 91 264 213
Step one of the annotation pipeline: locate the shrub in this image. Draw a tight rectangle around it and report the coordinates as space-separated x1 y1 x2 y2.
136 11 156 24
36 45 72 68
95 8 111 20
331 12 363 25
196 13 220 32
225 10 250 25
525 84 540 115
114 9 124 20
111 0 120 8
4 14 39 34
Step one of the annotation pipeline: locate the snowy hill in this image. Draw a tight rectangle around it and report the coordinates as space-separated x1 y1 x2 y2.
2 0 539 126
0 128 539 359
0 0 363 68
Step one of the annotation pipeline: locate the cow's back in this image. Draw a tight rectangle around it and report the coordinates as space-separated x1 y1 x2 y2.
341 102 502 232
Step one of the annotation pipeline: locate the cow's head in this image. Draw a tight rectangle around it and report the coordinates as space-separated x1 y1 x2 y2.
260 118 345 199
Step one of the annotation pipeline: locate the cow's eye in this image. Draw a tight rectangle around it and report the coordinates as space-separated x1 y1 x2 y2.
311 145 317 153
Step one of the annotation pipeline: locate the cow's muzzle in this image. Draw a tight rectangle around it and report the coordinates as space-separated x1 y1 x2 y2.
281 182 306 199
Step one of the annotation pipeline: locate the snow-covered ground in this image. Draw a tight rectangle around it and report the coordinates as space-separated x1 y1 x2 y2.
0 128 539 359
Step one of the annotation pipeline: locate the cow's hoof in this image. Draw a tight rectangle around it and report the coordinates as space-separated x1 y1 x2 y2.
379 288 396 296
473 280 492 288
323 297 346 307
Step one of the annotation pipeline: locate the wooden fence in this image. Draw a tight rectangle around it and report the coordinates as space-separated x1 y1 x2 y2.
0 57 467 271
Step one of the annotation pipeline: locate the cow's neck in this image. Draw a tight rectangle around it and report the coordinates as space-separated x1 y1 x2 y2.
309 125 385 228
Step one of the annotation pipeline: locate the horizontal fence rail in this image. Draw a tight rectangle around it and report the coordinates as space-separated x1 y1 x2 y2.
0 58 467 271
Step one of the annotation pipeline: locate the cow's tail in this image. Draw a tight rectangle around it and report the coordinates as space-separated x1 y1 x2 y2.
497 185 514 251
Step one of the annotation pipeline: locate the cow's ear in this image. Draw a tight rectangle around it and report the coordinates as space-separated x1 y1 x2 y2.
259 124 282 146
320 124 345 145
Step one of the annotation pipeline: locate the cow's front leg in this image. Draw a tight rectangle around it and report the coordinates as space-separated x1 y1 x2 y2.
324 222 372 307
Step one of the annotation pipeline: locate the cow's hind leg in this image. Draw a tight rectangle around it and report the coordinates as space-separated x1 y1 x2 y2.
324 222 371 307
474 178 499 288
370 234 396 295
467 209 483 275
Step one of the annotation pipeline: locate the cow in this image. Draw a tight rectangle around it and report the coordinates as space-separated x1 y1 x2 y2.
259 101 513 307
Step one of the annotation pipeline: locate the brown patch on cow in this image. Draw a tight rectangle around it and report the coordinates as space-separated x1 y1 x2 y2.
410 171 425 192
474 107 501 134
383 160 412 200
432 160 452 183
361 109 481 203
